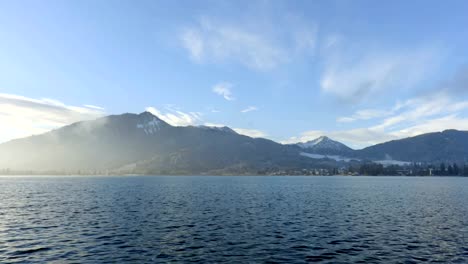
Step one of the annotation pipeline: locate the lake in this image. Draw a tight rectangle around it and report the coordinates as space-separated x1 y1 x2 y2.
0 176 467 263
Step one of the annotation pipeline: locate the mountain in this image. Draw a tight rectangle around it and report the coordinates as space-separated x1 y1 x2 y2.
0 112 322 174
0 112 170 172
294 131 468 164
1 112 467 174
295 136 354 156
356 129 468 163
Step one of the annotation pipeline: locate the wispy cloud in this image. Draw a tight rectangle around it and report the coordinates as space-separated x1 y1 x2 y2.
84 104 105 110
286 91 468 148
0 93 105 143
204 122 226 127
389 114 468 138
372 93 468 131
180 28 204 61
180 17 317 71
241 106 258 113
430 66 468 97
320 47 440 103
232 128 267 138
146 105 267 138
337 109 392 123
180 19 286 71
204 123 267 138
212 82 235 101
146 106 202 126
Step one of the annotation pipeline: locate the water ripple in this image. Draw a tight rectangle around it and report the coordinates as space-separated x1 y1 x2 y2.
0 176 467 263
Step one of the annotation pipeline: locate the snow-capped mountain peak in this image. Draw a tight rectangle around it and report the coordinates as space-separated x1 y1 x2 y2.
298 136 334 148
296 136 353 155
136 112 166 135
303 136 327 146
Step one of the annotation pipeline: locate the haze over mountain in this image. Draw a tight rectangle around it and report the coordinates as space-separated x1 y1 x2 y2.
0 112 321 174
0 112 467 175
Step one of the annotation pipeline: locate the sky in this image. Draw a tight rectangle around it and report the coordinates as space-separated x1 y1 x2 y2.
1 0 468 149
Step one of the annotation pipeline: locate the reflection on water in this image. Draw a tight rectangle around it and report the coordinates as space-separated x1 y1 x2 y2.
0 176 467 263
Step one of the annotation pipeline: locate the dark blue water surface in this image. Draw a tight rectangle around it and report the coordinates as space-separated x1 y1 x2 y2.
0 176 467 263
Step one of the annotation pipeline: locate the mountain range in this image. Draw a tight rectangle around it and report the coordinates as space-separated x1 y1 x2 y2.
0 111 467 174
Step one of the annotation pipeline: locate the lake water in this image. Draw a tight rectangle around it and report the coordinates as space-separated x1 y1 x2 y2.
0 176 467 263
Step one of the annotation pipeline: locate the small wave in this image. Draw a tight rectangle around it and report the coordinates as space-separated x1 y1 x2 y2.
12 247 51 255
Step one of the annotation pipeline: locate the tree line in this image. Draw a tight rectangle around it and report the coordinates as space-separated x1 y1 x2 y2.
356 162 468 176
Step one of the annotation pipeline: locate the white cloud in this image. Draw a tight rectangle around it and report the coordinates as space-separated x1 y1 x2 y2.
337 109 391 123
389 114 468 138
435 67 468 96
180 19 285 71
0 93 105 143
205 122 267 138
320 47 439 103
180 28 204 61
204 122 226 127
372 94 468 131
145 106 202 126
84 104 105 110
281 128 395 149
241 106 258 113
212 82 235 101
285 93 468 149
233 128 267 138
145 106 267 139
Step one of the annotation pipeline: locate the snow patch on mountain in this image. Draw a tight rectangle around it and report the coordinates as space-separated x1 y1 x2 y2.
297 136 352 152
137 117 162 135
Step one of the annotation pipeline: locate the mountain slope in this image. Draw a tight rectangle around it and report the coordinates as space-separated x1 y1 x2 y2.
1 112 467 174
0 112 317 174
356 130 468 162
0 112 171 171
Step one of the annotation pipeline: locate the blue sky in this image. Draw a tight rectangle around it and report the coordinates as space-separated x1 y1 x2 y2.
1 0 468 148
